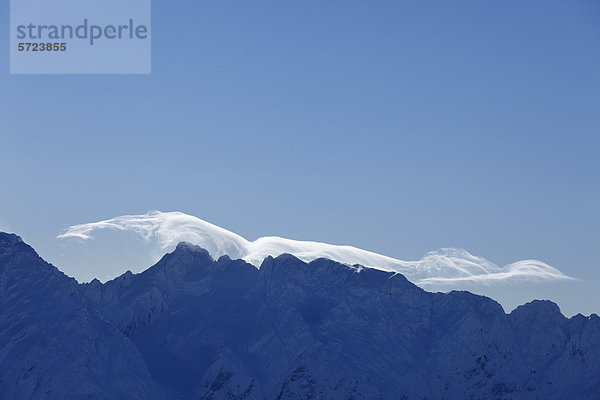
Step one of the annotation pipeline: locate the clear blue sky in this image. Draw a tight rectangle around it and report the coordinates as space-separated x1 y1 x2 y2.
1 1 599 315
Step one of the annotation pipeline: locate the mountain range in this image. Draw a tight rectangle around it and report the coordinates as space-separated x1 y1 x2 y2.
1 232 598 399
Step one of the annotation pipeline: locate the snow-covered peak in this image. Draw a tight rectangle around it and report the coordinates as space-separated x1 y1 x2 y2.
57 211 573 285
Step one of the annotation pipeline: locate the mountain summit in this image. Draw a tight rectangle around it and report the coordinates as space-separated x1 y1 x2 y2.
1 234 598 399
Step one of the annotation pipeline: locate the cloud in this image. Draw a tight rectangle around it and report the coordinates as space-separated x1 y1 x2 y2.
417 259 572 285
58 211 248 259
58 211 574 285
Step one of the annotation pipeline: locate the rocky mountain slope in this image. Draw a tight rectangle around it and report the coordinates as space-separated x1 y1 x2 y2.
1 233 598 399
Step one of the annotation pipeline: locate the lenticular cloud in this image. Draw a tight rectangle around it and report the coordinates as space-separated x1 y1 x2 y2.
58 211 573 285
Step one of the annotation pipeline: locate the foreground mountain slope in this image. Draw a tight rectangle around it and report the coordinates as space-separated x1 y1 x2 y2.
0 233 161 400
1 234 599 399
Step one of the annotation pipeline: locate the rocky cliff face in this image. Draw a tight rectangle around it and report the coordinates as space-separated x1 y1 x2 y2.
1 234 599 399
0 233 162 400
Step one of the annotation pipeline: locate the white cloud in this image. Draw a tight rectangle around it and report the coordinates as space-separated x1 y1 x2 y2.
58 211 574 285
58 211 248 259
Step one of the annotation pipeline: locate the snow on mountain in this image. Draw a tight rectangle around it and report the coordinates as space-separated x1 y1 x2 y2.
58 211 573 285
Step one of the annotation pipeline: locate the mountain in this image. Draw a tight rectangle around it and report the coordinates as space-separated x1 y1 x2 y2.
1 233 599 399
0 233 161 400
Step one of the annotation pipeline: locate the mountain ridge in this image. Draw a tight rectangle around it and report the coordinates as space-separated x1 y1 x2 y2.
1 233 599 399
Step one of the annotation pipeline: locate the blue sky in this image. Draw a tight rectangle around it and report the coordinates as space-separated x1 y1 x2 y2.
1 1 599 316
